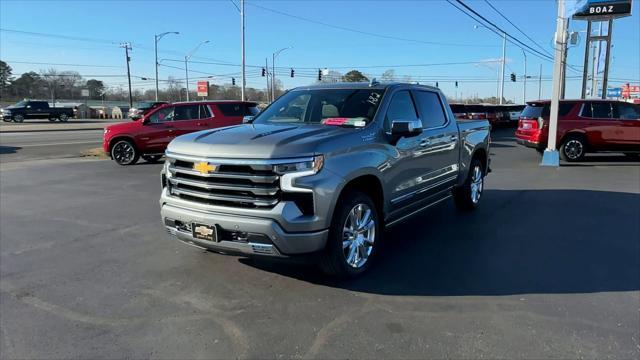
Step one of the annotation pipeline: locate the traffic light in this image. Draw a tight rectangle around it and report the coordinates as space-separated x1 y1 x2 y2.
436 82 439 88
232 77 236 86
455 81 458 88
510 73 516 82
261 68 266 77
318 69 322 81
290 68 295 78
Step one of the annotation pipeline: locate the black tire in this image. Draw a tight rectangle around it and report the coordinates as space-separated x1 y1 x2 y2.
2 117 11 122
58 113 69 122
319 191 380 278
142 154 163 163
48 117 57 122
13 115 24 123
559 135 586 162
453 158 484 212
110 139 139 165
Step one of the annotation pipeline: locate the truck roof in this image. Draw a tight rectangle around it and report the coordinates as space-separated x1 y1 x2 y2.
290 81 440 92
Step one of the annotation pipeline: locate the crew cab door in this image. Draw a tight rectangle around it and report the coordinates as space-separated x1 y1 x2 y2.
27 102 50 119
411 89 460 192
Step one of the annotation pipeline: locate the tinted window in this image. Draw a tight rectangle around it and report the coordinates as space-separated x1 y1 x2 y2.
386 91 418 125
30 101 48 109
217 103 244 117
173 105 201 121
148 106 174 123
413 91 447 128
614 103 640 120
199 105 211 119
246 105 260 116
521 103 574 118
450 104 466 113
581 102 613 118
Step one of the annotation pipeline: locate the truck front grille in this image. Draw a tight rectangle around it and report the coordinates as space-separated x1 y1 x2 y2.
166 158 281 209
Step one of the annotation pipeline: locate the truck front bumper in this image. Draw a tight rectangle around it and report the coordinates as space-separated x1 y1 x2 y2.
161 200 329 258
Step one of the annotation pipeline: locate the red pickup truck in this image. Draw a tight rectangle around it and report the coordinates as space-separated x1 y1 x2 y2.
103 101 259 165
515 99 640 161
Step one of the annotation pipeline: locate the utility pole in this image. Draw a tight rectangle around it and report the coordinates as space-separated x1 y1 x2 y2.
499 31 506 104
154 32 179 101
541 0 567 167
538 64 542 99
560 18 570 100
601 19 613 99
580 21 592 99
265 58 270 102
241 0 246 101
120 42 133 109
185 40 210 102
522 49 527 104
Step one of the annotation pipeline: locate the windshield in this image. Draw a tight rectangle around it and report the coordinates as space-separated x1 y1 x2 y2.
13 101 28 107
137 102 156 110
254 88 385 127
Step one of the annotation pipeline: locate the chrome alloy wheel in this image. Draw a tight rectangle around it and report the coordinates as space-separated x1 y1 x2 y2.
563 140 583 160
342 203 376 268
112 141 135 165
470 164 483 204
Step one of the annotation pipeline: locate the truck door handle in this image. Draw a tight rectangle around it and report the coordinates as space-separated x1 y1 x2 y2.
450 135 458 141
420 139 430 147
197 122 207 126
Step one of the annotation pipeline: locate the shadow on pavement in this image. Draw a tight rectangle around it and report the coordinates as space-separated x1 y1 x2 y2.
0 145 21 154
243 189 640 296
562 154 640 167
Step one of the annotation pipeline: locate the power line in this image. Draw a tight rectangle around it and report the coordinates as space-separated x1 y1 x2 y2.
247 2 499 48
483 0 553 58
7 61 123 68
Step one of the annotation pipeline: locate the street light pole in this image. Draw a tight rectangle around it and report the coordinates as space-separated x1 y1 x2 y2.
241 0 246 101
499 31 506 105
154 31 179 101
272 47 292 101
185 40 210 102
522 49 527 104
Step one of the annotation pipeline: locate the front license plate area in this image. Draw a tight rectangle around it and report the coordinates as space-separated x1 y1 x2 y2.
192 223 217 242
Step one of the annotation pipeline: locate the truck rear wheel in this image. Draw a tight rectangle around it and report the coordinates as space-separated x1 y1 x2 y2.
58 114 69 122
13 115 24 122
111 140 139 165
453 158 484 212
319 191 380 277
559 135 586 162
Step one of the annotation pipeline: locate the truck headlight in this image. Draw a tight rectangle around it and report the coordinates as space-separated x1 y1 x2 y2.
276 155 323 193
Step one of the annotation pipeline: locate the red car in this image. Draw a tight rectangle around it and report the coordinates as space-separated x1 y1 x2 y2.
103 101 259 165
515 99 640 161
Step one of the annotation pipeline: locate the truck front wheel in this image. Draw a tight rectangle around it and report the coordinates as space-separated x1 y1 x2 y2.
320 191 380 277
453 158 484 211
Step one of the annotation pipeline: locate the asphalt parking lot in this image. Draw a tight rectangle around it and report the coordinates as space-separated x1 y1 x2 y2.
1 128 639 358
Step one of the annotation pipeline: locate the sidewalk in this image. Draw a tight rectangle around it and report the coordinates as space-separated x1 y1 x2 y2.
0 119 125 133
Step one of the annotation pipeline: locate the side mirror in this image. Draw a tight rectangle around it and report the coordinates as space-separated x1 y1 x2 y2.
142 117 150 124
390 120 422 136
243 115 254 124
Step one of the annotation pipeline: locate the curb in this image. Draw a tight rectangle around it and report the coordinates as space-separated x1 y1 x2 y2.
0 126 106 134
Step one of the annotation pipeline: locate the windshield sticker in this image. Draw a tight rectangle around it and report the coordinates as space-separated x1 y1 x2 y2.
367 92 381 106
322 117 368 127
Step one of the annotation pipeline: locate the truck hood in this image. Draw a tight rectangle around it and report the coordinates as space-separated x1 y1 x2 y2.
167 123 354 159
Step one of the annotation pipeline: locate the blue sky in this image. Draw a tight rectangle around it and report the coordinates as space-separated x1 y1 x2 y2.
1 0 638 102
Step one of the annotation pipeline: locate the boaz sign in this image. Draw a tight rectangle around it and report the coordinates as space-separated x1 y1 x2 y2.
572 0 633 20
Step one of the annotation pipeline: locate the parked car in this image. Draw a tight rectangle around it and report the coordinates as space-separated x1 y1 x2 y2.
0 100 75 122
159 82 491 277
128 101 168 120
103 100 259 165
449 103 468 120
507 104 526 122
515 99 640 161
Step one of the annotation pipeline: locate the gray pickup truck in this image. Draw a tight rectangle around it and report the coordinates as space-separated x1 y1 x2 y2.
160 82 490 277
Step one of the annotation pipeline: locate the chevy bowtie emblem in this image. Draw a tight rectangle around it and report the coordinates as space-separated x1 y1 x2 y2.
194 225 214 237
193 162 217 174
